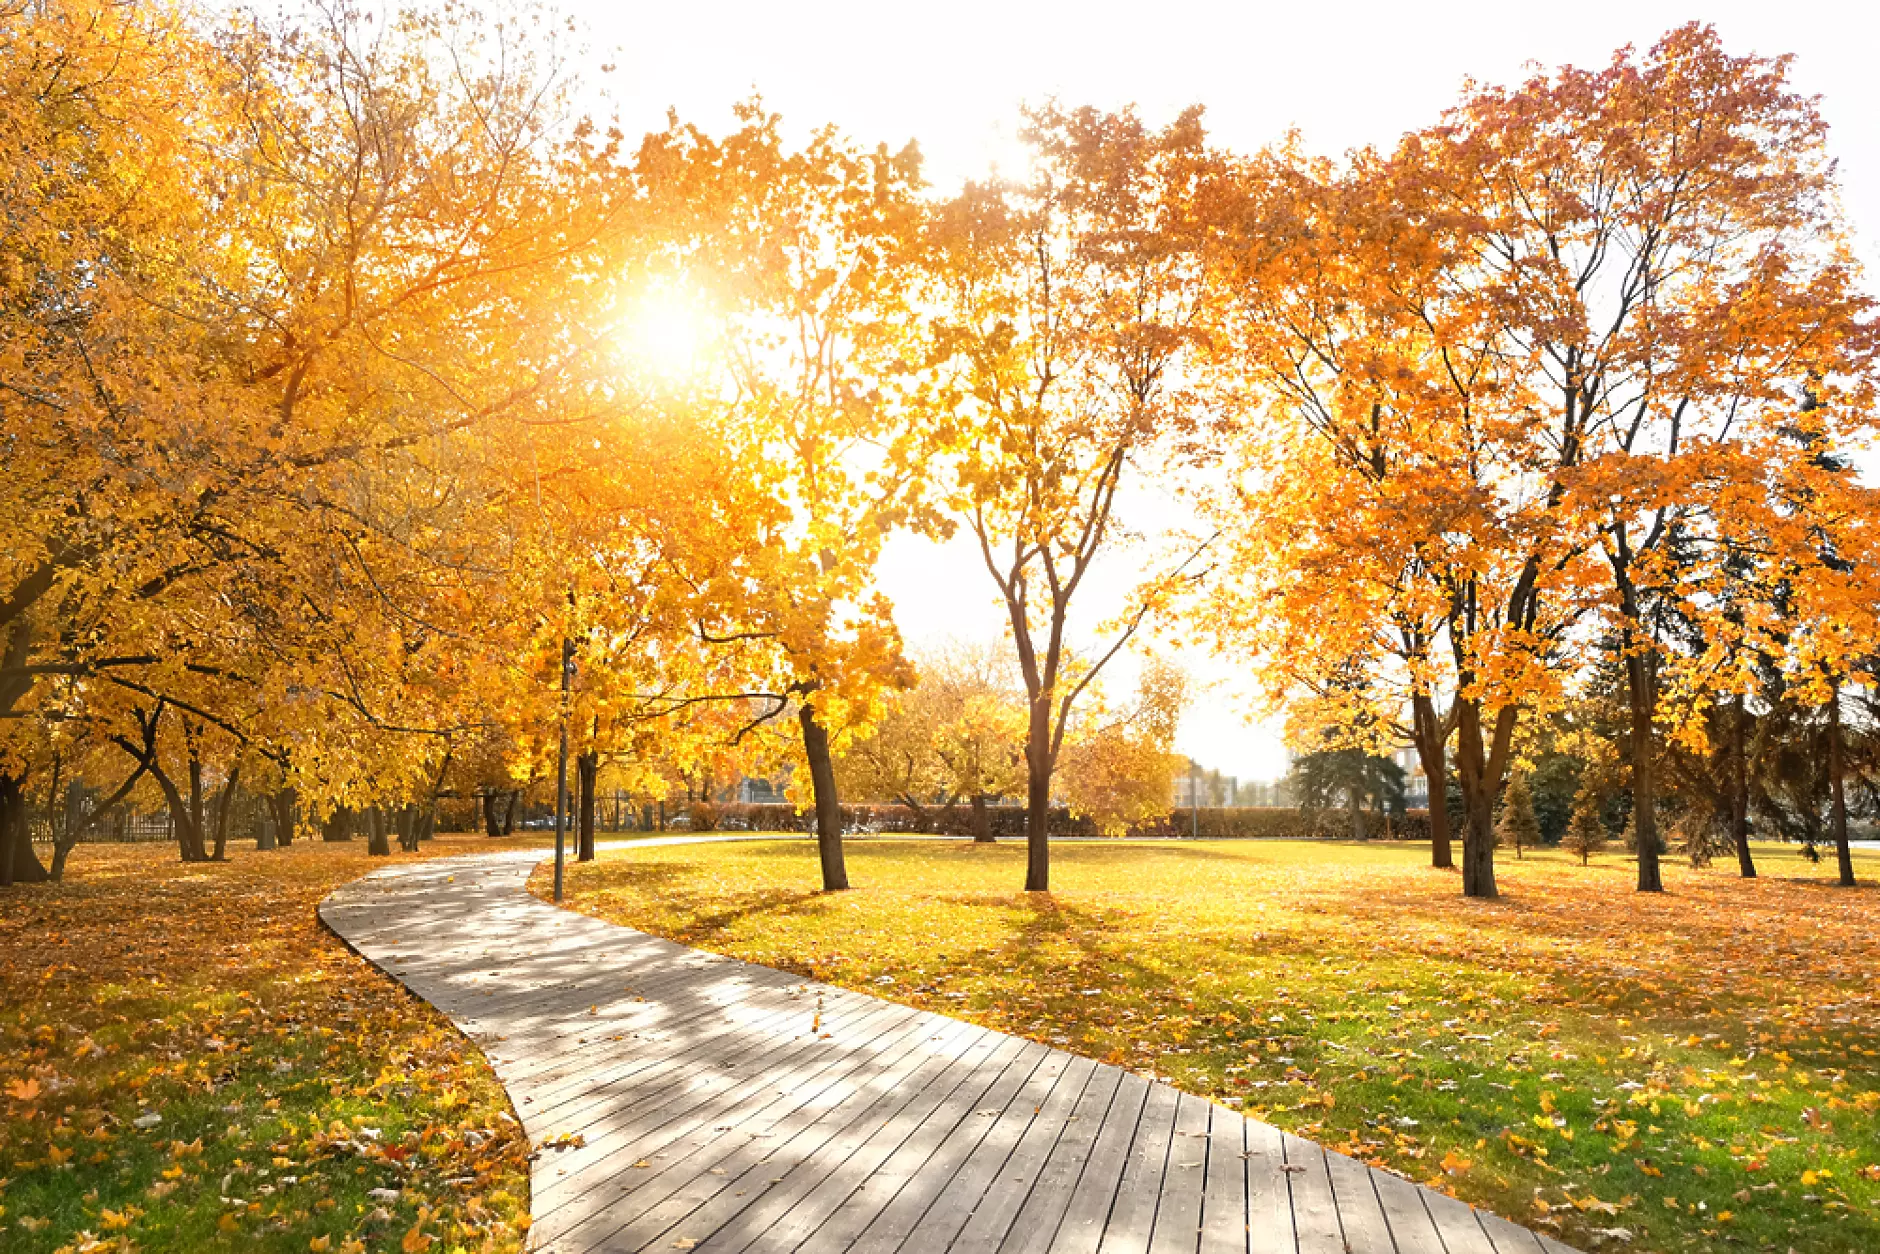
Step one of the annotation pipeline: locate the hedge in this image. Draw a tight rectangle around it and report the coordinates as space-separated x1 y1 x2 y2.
686 802 1432 842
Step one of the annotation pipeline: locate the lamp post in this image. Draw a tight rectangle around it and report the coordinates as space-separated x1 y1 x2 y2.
552 635 575 903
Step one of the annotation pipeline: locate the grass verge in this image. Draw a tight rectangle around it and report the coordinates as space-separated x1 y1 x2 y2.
2 836 535 1254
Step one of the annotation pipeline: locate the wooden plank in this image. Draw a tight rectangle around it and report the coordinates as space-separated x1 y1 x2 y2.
996 1063 1128 1253
1324 1148 1395 1254
1241 1120 1292 1254
1097 1078 1179 1254
1476 1208 1549 1254
683 1021 1000 1253
1280 1131 1343 1252
1044 1070 1152 1254
1147 1090 1213 1254
587 1012 981 1253
841 1041 1056 1254
536 1004 950 1245
725 1024 1009 1253
1198 1103 1247 1254
1419 1189 1500 1254
796 1034 1040 1254
1370 1168 1449 1254
880 1046 1078 1249
949 1054 1101 1250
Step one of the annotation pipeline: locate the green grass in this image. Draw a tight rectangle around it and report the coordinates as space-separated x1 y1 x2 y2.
543 836 1880 1254
1 837 534 1254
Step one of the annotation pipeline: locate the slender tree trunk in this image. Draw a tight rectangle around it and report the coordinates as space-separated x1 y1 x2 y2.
1452 702 1499 899
1829 685 1856 887
971 793 993 844
798 704 848 891
1 772 50 886
186 741 210 862
481 792 502 838
1731 695 1755 878
1623 643 1664 893
1348 785 1366 841
211 764 241 862
1411 694 1453 869
396 805 420 853
1023 700 1053 892
577 751 598 862
501 790 519 836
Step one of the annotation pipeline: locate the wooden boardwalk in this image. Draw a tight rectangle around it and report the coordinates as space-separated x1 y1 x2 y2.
319 847 1578 1254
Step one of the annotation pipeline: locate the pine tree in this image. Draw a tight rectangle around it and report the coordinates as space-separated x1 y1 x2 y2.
1496 772 1542 860
1563 782 1609 866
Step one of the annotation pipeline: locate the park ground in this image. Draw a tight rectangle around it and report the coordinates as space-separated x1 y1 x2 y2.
540 837 1880 1254
0 836 537 1254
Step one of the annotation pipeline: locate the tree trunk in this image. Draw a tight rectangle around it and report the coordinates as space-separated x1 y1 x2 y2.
1411 693 1453 869
1452 701 1499 899
186 741 211 861
798 704 848 891
211 764 242 862
1023 698 1053 892
323 808 354 842
1623 644 1664 892
269 788 297 848
971 793 993 843
1829 685 1855 888
501 790 519 836
1348 785 1366 841
1730 695 1755 879
482 791 503 838
366 805 391 857
397 804 420 853
1 772 50 886
577 751 598 862
151 763 207 862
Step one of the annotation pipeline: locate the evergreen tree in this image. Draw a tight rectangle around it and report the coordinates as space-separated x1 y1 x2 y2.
1563 782 1609 865
1496 772 1542 859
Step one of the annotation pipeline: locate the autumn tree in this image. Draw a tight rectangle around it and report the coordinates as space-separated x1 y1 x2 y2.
1056 659 1189 837
921 105 1215 891
1430 24 1879 892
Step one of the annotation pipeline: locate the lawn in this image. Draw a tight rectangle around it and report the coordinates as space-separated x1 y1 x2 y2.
0 836 535 1254
542 837 1880 1254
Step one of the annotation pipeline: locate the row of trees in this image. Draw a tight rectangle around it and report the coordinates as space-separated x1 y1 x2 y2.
4 3 1874 899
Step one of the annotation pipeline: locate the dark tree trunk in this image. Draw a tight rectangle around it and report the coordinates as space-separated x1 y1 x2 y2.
185 740 212 862
1 772 50 886
211 764 241 862
1023 699 1053 892
481 791 502 838
799 704 849 891
577 751 597 862
501 791 519 836
152 764 207 862
1730 695 1755 878
971 793 994 843
323 807 354 842
641 803 655 833
269 788 297 848
1452 702 1500 899
1411 693 1453 869
366 805 391 857
1623 643 1664 892
396 804 420 853
1348 786 1367 841
1829 686 1856 887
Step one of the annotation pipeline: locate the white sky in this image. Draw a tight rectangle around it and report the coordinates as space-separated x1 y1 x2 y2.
568 0 1880 782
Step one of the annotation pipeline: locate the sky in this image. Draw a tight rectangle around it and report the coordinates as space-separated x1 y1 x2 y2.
566 0 1880 782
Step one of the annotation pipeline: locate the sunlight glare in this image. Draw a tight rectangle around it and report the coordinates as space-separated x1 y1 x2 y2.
620 282 716 381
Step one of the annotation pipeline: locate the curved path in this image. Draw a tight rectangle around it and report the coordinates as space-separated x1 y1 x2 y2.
319 844 1577 1254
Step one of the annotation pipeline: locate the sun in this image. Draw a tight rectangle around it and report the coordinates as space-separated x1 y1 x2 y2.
619 282 715 380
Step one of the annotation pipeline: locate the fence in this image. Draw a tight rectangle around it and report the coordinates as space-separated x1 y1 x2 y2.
686 802 1433 841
